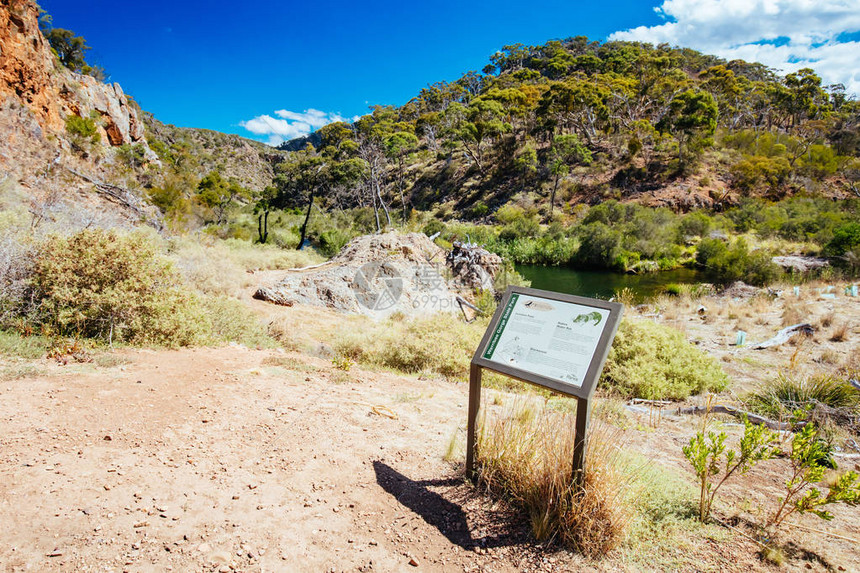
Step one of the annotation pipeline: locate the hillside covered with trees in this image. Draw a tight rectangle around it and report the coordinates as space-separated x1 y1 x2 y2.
22 2 860 283
201 38 859 282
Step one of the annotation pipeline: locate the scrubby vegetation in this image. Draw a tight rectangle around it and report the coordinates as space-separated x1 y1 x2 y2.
0 226 273 350
745 373 860 421
333 310 728 403
683 415 779 522
30 229 204 345
682 410 860 541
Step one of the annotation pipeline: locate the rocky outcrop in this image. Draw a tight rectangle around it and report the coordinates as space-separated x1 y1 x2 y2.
0 0 152 152
68 76 145 145
254 232 458 318
254 232 506 318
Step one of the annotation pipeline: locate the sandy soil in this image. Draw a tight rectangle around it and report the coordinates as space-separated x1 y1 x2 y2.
1 280 858 572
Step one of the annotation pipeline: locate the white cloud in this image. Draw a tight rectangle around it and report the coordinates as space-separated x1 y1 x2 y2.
610 0 860 96
239 108 350 146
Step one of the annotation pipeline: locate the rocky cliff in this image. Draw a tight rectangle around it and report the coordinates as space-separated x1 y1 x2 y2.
0 0 150 149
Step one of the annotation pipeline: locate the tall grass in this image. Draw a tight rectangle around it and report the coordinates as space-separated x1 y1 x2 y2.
334 313 484 379
475 398 632 557
169 236 325 296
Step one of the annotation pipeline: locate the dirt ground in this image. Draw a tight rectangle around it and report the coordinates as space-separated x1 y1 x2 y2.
1 280 858 572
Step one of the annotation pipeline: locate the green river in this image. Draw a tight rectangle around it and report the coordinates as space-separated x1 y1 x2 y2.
514 265 711 301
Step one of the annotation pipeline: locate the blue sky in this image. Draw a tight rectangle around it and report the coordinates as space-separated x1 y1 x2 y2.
39 1 860 145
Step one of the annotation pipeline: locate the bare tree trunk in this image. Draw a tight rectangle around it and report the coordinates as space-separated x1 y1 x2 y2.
398 157 408 226
257 211 269 244
376 179 391 227
297 191 314 250
551 173 561 219
370 180 381 232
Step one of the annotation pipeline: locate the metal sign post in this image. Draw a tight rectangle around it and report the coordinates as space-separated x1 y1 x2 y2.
465 286 623 488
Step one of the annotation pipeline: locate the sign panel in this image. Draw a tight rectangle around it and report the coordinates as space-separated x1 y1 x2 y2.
472 286 623 400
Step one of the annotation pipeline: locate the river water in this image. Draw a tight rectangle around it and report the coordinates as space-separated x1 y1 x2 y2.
514 265 710 301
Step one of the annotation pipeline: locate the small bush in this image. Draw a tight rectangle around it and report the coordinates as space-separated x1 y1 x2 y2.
32 229 206 346
768 422 860 529
695 237 782 286
315 228 352 257
825 223 860 257
601 319 729 400
65 114 100 144
683 415 778 522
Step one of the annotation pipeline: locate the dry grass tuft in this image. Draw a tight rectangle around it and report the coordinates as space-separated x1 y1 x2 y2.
781 301 810 327
829 323 850 342
476 399 633 558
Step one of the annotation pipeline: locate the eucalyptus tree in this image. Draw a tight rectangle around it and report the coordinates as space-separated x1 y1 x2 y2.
445 98 511 176
547 134 592 218
272 145 326 249
656 89 718 169
196 171 249 226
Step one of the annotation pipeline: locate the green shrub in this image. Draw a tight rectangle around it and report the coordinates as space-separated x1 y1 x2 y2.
601 319 729 400
65 114 100 144
469 201 489 219
116 143 147 168
315 228 352 257
677 212 712 238
768 423 860 529
695 237 781 286
683 416 778 522
32 229 205 346
575 222 624 270
730 155 791 192
422 220 446 237
664 283 683 296
824 223 860 257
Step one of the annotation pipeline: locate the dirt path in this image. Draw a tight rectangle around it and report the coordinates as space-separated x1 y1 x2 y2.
0 346 563 572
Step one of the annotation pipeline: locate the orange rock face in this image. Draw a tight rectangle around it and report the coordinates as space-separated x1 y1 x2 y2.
0 0 65 131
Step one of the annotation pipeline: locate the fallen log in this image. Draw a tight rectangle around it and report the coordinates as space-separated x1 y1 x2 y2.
675 405 794 431
455 295 484 323
753 323 813 349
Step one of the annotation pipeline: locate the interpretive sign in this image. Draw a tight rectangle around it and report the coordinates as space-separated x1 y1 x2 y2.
466 286 623 485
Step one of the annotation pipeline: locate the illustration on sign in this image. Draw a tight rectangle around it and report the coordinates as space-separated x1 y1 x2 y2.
481 292 611 389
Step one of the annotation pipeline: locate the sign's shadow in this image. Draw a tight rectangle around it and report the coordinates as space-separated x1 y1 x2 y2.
372 460 525 550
